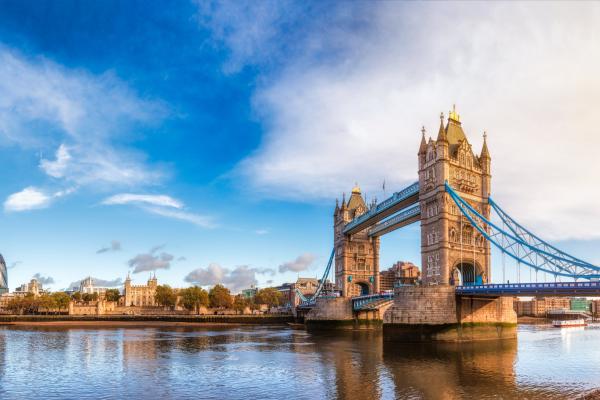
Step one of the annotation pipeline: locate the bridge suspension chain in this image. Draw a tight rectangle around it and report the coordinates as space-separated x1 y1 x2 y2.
445 182 600 280
298 248 335 306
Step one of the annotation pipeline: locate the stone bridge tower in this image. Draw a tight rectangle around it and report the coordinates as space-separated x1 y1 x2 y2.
334 186 380 297
418 107 492 286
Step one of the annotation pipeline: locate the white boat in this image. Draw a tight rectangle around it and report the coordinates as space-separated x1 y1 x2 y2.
552 319 587 328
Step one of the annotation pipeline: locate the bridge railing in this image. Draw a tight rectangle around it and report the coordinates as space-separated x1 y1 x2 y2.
343 182 419 234
351 292 394 311
456 281 600 295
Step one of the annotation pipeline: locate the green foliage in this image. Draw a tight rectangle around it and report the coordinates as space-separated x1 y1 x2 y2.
104 289 121 302
179 286 209 312
232 295 249 313
209 284 232 308
71 291 82 301
254 288 284 308
155 285 177 308
51 292 71 311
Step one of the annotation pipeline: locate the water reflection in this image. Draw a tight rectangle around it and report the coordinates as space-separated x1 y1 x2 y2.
0 325 598 399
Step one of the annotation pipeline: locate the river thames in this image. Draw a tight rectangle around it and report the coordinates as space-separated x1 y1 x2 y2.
0 323 598 399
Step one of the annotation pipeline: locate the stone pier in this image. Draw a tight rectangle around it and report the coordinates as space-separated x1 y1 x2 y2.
304 297 393 330
383 286 517 342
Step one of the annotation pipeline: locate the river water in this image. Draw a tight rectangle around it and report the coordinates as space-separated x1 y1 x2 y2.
0 323 598 399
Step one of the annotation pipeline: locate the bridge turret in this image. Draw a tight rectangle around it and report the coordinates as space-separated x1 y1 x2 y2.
419 107 492 286
480 131 491 200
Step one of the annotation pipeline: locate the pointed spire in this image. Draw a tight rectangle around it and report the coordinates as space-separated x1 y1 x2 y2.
334 198 340 216
480 131 490 159
341 192 346 209
419 126 427 154
437 112 448 142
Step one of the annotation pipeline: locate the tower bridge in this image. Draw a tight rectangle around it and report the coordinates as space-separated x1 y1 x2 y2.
301 106 600 340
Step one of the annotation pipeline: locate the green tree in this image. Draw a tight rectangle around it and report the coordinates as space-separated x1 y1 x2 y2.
51 292 71 312
232 295 249 314
209 284 232 309
72 291 82 301
180 286 209 313
155 285 177 309
82 293 93 302
38 294 57 315
104 289 121 302
254 288 284 308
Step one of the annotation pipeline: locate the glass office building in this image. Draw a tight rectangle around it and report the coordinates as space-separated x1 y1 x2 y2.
0 254 7 295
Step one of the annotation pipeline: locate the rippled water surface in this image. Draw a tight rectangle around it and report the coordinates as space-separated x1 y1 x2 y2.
0 323 599 399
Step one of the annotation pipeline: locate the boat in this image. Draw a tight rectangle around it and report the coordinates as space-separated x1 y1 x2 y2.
552 319 587 328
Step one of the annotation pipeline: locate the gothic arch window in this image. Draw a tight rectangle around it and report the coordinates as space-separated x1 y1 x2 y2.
450 228 456 242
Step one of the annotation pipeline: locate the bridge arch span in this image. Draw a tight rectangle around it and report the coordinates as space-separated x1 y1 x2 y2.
451 260 485 286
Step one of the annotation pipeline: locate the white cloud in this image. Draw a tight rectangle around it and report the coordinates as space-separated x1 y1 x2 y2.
4 187 51 212
4 186 76 212
102 194 183 209
142 206 216 229
184 263 275 293
0 46 166 191
254 229 269 235
278 253 316 273
128 245 175 274
211 2 600 240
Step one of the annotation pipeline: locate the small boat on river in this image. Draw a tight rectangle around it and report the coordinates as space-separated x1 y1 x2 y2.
552 319 587 328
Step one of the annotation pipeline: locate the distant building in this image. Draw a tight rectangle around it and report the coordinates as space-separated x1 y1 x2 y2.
514 297 571 317
242 285 258 299
78 277 112 298
379 261 421 291
14 278 47 297
123 273 158 307
0 254 7 295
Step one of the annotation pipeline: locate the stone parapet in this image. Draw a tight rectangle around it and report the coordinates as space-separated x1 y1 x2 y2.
384 285 458 325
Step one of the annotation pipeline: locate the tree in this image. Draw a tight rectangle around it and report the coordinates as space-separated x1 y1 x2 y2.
51 292 71 312
209 284 232 309
155 285 177 309
72 292 82 301
38 294 57 315
232 295 249 314
254 288 284 308
104 289 121 302
179 286 209 313
82 293 93 302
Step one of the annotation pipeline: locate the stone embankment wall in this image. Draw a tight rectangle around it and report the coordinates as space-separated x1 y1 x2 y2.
383 286 517 342
0 314 293 324
305 297 355 329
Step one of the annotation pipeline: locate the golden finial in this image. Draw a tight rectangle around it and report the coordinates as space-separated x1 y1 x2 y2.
352 182 361 194
448 104 460 122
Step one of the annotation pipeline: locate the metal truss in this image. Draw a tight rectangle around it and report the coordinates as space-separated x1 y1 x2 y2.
445 182 600 280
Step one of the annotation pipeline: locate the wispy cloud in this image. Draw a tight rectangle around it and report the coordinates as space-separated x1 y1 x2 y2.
254 229 269 235
203 2 600 240
96 240 122 254
0 45 167 202
102 194 183 209
102 193 215 228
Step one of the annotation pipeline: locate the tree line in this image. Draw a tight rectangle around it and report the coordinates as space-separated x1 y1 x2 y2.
154 284 285 313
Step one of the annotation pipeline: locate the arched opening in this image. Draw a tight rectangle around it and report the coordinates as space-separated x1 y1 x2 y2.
451 262 482 286
356 282 370 296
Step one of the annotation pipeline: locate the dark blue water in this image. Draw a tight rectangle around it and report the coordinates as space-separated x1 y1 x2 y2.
0 323 598 399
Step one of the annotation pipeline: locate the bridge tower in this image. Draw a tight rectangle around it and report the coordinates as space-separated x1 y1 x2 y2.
334 186 380 297
418 106 492 286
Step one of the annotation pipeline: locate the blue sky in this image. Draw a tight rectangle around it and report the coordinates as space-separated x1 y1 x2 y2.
1 1 600 292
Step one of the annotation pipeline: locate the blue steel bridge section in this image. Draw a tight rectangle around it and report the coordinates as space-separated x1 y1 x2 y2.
300 181 600 308
343 182 419 236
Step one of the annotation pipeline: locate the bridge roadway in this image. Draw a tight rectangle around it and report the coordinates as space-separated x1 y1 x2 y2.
456 281 600 297
343 182 419 236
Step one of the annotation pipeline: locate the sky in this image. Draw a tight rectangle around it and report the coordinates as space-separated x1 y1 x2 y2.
1 1 600 293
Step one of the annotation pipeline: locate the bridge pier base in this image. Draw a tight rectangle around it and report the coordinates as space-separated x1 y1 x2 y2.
304 297 392 330
383 286 517 342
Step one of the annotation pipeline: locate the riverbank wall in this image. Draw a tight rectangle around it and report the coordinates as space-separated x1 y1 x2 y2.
0 314 294 325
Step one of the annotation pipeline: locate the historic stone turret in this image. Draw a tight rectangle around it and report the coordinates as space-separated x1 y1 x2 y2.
418 106 492 286
334 185 380 297
0 254 7 295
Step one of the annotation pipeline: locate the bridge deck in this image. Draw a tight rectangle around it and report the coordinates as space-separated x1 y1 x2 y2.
456 281 600 297
343 182 419 235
